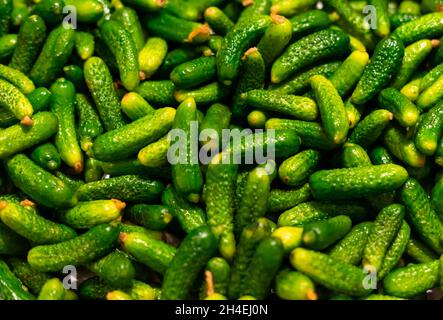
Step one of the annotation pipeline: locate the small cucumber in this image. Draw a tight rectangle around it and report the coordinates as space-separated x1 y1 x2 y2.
383 126 426 168
30 0 64 27
63 64 87 93
37 278 66 300
0 222 29 255
28 223 119 272
30 25 75 88
400 77 422 102
302 215 352 251
279 150 320 187
420 63 443 92
174 81 231 105
161 185 206 234
406 238 439 263
120 231 175 274
392 12 443 45
84 157 102 183
76 93 103 152
288 10 332 40
275 269 317 301
271 0 317 16
84 56 126 131
241 89 318 121
170 56 217 89
50 78 84 173
76 175 164 203
309 164 409 200
271 28 349 84
0 0 12 37
27 87 51 112
78 276 114 300
204 6 234 36
0 64 34 94
139 37 168 79
99 19 140 91
0 259 34 300
90 107 175 162
200 103 231 149
74 31 95 60
416 74 443 110
128 204 172 231
267 183 311 214
383 260 440 298
138 135 170 168
348 109 394 148
432 175 443 218
134 80 176 106
342 143 371 168
88 250 135 288
60 199 125 229
171 98 203 201
278 202 328 227
310 75 349 145
400 178 443 254
329 222 373 266
100 158 171 178
7 258 50 295
0 201 77 244
200 257 230 299
369 0 391 37
351 37 405 105
0 78 33 125
362 204 405 271
121 92 154 121
239 237 284 299
0 112 57 160
290 248 371 297
120 0 165 12
414 102 443 156
0 34 17 61
161 226 218 300
157 46 200 77
390 12 420 29
112 6 144 52
379 88 420 128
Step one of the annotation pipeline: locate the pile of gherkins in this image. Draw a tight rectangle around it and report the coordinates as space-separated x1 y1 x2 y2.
0 0 442 301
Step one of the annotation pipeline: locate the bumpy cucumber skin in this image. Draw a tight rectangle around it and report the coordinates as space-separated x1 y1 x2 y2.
383 260 440 298
60 200 124 229
174 81 231 105
7 258 50 295
369 0 391 38
239 237 284 300
279 150 320 187
99 20 140 91
50 78 84 173
406 238 439 263
379 88 419 128
83 56 126 131
383 126 426 168
0 112 57 160
200 103 231 148
9 15 46 74
0 78 33 122
351 37 405 105
76 93 103 152
121 92 154 121
138 37 168 78
302 215 352 251
91 107 175 162
138 135 170 168
271 28 350 84
28 224 119 272
432 175 443 218
161 185 206 234
78 277 114 300
112 6 144 52
414 102 443 156
100 158 171 178
204 6 234 36
0 64 34 95
288 10 332 41
290 248 371 297
278 202 328 227
170 56 216 89
362 204 405 271
76 175 164 203
329 222 373 266
217 15 272 85
128 204 171 231
88 250 135 288
135 80 176 106
74 31 95 61
401 178 443 254
30 0 64 27
6 154 76 209
309 164 409 200
275 269 316 301
310 75 348 145
349 110 393 148
30 26 75 88
161 226 218 300
31 143 61 172
267 183 311 214
392 12 443 45
342 143 371 168
121 231 175 274
200 257 230 299
0 221 29 255
0 201 77 244
157 47 200 77
0 259 34 300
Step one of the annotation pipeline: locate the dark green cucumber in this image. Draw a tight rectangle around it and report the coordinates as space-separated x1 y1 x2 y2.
279 150 320 187
275 269 317 301
88 250 135 288
27 87 51 112
288 9 332 41
310 75 349 145
60 199 125 229
432 175 443 218
241 89 318 121
379 88 420 128
290 248 371 297
400 178 443 254
414 102 443 156
362 204 405 271
309 164 409 200
121 0 165 12
267 183 311 214
369 0 390 38
83 56 126 131
99 19 139 91
31 143 61 172
239 237 284 300
63 64 87 92
78 277 114 300
0 259 34 300
76 175 164 203
200 103 231 149
271 0 317 17
171 98 203 201
0 112 57 159
383 126 426 168
128 204 172 231
84 157 102 183
112 6 144 52
28 223 119 272
351 37 405 105
134 80 176 106
120 231 175 274
76 93 103 152
0 0 12 37
216 14 272 85
200 257 230 298
329 222 373 266
170 56 216 89
157 47 200 77
161 226 217 300
50 78 83 173
7 258 50 295
100 158 171 178
390 12 420 29
348 109 394 148
204 6 234 36
302 215 352 251
278 202 328 227
30 25 75 87
228 218 275 299
383 260 440 298
0 34 17 61
174 81 231 105
30 0 64 27
161 185 206 234
6 154 77 208
417 74 443 110
342 143 371 169
90 107 175 162
0 201 76 244
0 221 29 255
406 238 439 263
392 12 443 45
271 28 349 84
